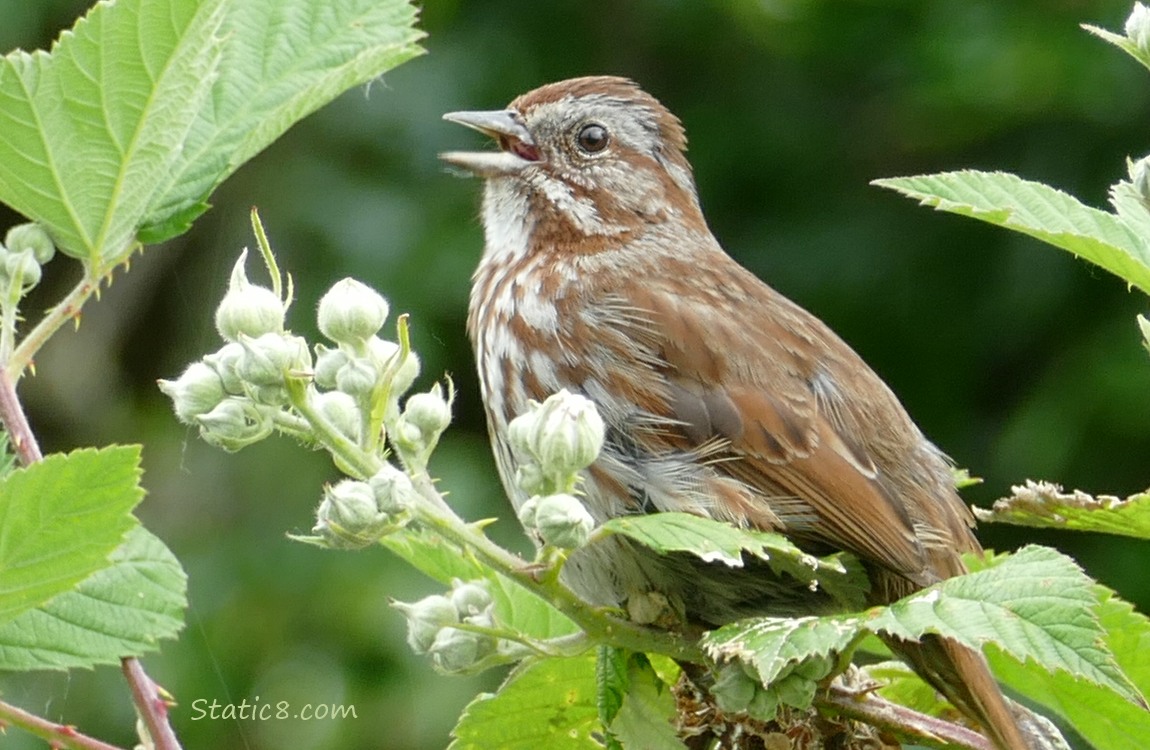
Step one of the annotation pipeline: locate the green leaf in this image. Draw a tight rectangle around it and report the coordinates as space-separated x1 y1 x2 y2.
0 0 424 262
381 528 579 640
984 586 1150 750
868 660 955 719
486 570 580 640
596 645 628 746
139 0 425 243
379 526 487 583
1082 23 1150 75
608 654 687 750
0 526 187 670
873 546 1141 705
975 480 1150 539
703 614 859 686
873 171 1150 294
0 446 143 624
0 0 227 261
871 584 1150 750
448 655 601 750
704 546 1142 711
0 434 15 481
599 512 868 609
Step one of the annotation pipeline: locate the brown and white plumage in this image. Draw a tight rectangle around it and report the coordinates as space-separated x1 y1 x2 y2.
444 76 1031 750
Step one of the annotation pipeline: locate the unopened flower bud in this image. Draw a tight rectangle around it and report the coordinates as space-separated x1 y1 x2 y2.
367 464 417 515
449 580 493 618
313 343 349 389
246 383 289 407
313 479 389 549
711 663 757 714
532 493 595 549
507 407 536 460
4 223 55 264
514 461 547 496
393 420 423 449
393 384 452 455
369 336 400 364
746 686 780 722
428 625 495 674
393 594 458 654
368 337 420 396
335 356 379 398
158 361 226 423
214 251 285 342
516 496 539 529
4 251 41 289
237 333 311 387
518 390 605 477
203 342 246 395
774 670 818 709
317 278 390 345
402 385 452 439
313 390 362 444
793 654 834 681
1127 3 1150 50
195 397 273 451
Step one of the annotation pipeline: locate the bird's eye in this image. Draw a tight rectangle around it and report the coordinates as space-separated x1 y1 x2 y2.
576 123 609 154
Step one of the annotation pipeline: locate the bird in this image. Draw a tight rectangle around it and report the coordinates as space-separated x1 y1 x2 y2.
441 75 1030 750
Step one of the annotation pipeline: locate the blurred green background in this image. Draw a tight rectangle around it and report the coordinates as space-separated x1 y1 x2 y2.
2 1 1149 748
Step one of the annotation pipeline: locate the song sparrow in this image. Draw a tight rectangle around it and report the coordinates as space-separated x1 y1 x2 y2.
443 76 1029 750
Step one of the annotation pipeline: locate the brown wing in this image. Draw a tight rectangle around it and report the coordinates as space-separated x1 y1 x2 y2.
618 263 974 586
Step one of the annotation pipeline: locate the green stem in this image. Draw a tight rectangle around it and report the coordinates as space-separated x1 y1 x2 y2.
405 472 703 663
6 262 106 381
288 378 381 479
289 368 702 662
0 274 23 363
269 408 314 438
450 619 593 659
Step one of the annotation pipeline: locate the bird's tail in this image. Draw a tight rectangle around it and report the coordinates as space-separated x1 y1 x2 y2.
886 633 1031 750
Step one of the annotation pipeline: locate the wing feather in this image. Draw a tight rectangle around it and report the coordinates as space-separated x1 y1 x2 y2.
616 273 972 585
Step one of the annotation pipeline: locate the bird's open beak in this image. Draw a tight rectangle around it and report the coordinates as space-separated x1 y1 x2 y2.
440 109 542 177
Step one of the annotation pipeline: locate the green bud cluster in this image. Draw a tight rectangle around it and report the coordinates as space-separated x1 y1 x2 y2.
391 382 453 466
311 466 418 549
506 391 604 550
159 246 451 473
394 579 499 673
710 656 834 722
159 251 302 450
508 390 605 492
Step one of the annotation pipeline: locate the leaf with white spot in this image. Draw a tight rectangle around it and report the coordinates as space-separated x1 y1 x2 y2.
703 546 1143 712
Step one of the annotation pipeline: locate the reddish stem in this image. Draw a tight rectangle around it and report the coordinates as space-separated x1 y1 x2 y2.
0 368 183 749
122 658 183 750
0 698 127 750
